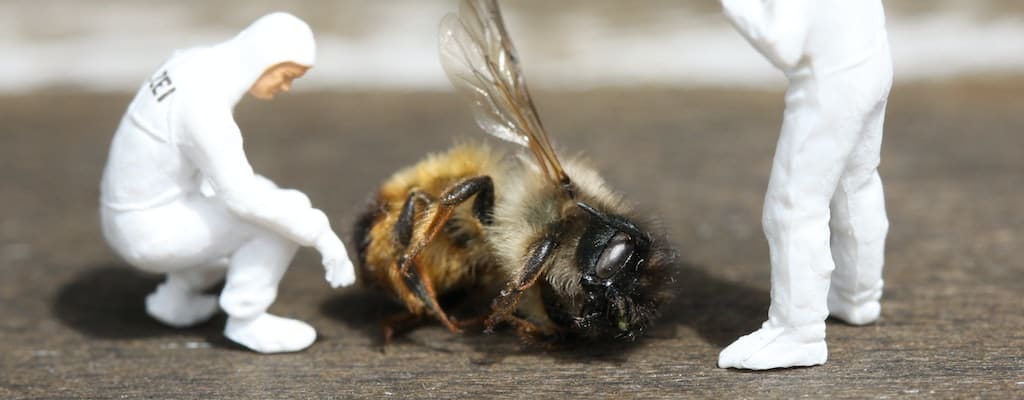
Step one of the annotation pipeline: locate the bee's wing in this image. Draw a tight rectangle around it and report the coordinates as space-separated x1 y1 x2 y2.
440 0 570 190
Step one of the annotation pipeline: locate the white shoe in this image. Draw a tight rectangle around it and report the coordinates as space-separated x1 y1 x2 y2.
828 291 881 325
145 283 219 328
718 322 827 370
224 313 317 354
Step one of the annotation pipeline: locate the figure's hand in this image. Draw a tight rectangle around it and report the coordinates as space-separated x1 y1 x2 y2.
324 254 355 288
316 233 355 288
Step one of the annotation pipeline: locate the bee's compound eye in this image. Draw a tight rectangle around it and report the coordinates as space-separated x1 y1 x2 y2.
596 232 633 279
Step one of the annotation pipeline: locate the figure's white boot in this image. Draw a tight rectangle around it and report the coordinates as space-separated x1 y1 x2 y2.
718 322 826 370
145 280 220 328
828 283 882 326
718 255 833 371
224 313 317 353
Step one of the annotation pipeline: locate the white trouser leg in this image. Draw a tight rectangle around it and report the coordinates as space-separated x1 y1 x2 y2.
219 233 298 319
719 77 859 370
828 101 889 325
146 265 227 328
104 186 322 353
220 189 319 353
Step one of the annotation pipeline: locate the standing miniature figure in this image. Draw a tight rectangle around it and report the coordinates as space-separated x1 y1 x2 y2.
716 0 894 369
99 12 355 353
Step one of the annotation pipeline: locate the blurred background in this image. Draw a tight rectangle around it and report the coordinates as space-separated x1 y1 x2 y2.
1 0 1023 93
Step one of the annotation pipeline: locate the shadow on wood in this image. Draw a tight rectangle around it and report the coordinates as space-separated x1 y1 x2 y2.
318 260 768 362
318 286 409 346
659 263 769 348
51 264 232 347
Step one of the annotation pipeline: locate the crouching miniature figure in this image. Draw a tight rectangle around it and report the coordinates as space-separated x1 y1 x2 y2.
99 12 355 353
716 0 894 369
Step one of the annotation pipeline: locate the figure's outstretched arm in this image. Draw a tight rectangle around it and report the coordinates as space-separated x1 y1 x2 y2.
720 0 813 70
181 108 326 245
179 101 354 286
184 104 356 288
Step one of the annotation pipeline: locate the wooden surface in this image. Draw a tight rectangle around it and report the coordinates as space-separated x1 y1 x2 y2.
1 83 1022 398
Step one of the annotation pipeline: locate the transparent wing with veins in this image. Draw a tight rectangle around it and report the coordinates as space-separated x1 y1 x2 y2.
439 0 571 191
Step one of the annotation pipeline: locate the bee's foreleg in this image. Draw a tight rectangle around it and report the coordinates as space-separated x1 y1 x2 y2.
507 316 563 347
485 228 560 333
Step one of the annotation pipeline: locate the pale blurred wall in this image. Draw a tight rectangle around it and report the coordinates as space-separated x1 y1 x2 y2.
1 0 1023 92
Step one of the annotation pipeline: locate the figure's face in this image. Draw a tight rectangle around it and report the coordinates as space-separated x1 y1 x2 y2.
248 62 310 100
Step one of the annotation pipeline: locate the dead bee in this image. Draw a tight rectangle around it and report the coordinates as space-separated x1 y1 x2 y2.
352 0 677 344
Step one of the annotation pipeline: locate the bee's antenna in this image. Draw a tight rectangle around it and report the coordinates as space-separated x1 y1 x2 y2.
576 201 609 223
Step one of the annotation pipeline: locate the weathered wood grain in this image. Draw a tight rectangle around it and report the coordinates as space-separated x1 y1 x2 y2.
1 83 1022 398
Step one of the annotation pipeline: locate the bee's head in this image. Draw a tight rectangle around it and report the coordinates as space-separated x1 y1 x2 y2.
568 202 677 341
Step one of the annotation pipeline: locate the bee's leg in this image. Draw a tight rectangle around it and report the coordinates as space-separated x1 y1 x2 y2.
505 316 562 346
391 191 461 335
391 177 492 334
400 257 463 334
397 176 494 275
393 191 433 248
484 228 560 333
486 283 564 343
382 312 424 351
451 317 485 331
469 177 495 225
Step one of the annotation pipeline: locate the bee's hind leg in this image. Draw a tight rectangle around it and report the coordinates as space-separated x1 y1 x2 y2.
381 312 424 351
396 176 494 275
400 257 463 334
466 176 495 226
393 191 433 248
389 182 490 337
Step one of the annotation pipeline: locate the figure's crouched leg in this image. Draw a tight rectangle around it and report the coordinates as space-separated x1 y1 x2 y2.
146 266 226 328
220 231 313 353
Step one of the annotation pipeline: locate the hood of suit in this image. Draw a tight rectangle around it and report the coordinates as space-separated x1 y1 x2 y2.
192 12 316 105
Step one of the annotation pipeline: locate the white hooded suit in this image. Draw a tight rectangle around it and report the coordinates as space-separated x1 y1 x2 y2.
100 12 353 353
717 0 893 369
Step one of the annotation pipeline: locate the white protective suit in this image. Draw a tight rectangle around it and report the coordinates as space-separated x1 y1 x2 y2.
99 12 354 353
717 0 893 369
